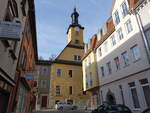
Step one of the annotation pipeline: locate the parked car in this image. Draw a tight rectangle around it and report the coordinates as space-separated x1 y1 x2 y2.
142 108 150 113
55 102 77 110
91 104 132 113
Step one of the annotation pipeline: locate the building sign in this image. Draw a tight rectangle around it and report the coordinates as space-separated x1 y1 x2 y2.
25 74 34 80
0 21 22 41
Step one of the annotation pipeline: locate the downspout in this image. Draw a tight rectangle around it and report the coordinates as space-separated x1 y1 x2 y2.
133 9 150 64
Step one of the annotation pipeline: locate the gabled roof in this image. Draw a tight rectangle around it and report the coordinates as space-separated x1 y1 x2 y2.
56 42 84 60
82 34 97 60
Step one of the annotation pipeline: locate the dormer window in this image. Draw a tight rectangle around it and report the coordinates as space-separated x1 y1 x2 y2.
121 1 128 18
114 10 120 25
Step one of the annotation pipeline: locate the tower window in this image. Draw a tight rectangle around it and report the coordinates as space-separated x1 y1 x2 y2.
56 85 60 96
74 55 81 61
75 40 80 44
69 70 73 77
56 69 61 77
69 86 73 95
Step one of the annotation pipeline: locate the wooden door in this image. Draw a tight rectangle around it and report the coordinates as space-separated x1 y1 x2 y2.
41 96 47 108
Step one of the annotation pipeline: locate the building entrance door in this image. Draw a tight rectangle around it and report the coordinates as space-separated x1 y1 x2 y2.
0 91 10 113
41 96 47 108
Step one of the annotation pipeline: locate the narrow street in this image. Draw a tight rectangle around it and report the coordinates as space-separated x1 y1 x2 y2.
33 110 91 113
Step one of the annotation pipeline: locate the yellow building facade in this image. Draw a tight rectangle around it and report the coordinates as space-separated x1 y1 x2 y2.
82 35 100 109
49 8 89 108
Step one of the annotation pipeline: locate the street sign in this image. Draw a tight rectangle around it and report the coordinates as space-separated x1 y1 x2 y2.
0 21 22 41
25 74 34 80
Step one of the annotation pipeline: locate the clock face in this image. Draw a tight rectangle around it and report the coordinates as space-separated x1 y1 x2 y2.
75 26 80 31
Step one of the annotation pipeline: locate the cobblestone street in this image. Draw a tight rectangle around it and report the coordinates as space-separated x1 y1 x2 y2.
33 110 91 113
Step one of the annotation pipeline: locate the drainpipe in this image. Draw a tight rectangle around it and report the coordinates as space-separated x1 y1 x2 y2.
133 9 150 64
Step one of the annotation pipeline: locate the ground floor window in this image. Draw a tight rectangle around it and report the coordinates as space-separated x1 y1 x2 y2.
128 82 140 108
139 78 150 107
67 99 73 104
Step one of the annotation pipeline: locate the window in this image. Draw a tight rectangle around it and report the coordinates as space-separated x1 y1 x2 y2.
21 0 27 16
85 59 88 67
114 57 121 70
90 72 93 87
111 35 116 46
125 19 133 34
121 1 128 18
75 40 80 44
131 45 141 61
69 86 73 95
101 66 105 77
88 56 91 65
106 61 112 75
86 75 89 89
56 69 61 77
69 70 73 77
99 48 102 57
56 85 60 96
43 68 47 75
114 10 120 25
40 80 47 88
20 49 27 69
121 51 129 67
128 82 140 108
74 55 81 61
119 85 125 105
103 41 108 52
117 28 124 40
139 78 150 107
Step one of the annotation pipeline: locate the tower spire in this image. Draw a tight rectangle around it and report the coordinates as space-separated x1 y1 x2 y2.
71 7 79 25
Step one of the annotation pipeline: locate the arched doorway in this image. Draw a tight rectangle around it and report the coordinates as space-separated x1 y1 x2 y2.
106 90 116 105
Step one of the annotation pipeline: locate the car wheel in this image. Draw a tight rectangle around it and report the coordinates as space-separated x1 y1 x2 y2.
59 107 63 111
72 106 77 110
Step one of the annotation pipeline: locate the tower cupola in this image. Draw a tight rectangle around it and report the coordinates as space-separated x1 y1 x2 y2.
71 8 79 25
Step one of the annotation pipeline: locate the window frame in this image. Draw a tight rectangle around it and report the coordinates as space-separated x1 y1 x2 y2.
121 51 129 67
117 28 124 40
114 57 121 71
56 69 61 77
125 19 133 34
128 82 140 109
121 1 128 18
101 66 105 77
56 85 61 96
139 78 150 107
114 10 120 25
130 45 141 62
106 61 112 75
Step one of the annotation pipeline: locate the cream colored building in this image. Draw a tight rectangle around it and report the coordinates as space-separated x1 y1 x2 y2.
82 35 100 109
96 0 150 113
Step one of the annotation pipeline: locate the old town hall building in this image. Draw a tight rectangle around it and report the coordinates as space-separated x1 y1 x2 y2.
49 8 89 108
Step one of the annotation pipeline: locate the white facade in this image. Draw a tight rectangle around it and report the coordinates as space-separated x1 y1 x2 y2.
96 0 150 113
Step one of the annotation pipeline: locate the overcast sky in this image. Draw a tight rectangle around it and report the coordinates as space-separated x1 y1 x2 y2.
35 0 113 59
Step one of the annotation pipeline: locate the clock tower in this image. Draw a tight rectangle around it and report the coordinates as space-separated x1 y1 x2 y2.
67 8 84 46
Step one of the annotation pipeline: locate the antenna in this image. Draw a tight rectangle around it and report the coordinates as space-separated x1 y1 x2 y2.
74 0 77 9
